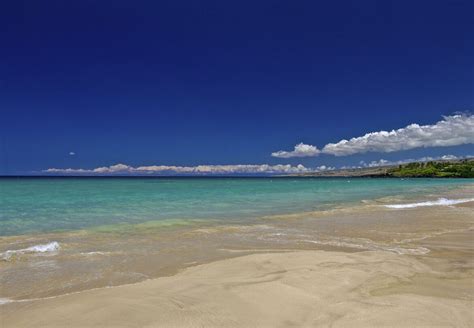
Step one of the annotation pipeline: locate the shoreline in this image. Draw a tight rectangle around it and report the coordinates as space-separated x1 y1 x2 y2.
1 185 473 326
1 185 473 300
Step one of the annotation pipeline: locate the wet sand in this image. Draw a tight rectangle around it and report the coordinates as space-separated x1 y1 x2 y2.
1 188 473 327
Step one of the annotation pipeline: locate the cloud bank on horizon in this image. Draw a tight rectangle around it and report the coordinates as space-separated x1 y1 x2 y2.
272 114 474 158
42 154 471 175
44 163 334 175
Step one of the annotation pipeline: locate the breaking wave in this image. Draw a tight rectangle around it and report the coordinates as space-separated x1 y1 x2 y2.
384 198 474 209
0 241 60 261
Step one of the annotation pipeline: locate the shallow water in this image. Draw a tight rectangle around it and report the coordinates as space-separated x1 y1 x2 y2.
1 177 472 235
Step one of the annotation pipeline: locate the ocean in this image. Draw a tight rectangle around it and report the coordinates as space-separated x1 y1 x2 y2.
1 177 473 236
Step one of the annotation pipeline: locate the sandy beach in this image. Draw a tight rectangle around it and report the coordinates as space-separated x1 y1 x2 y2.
2 248 473 327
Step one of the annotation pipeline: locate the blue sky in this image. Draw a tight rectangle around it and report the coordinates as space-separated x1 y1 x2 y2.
1 0 473 175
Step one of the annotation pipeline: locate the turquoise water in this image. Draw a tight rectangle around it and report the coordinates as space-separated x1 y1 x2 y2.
1 177 473 302
1 177 472 236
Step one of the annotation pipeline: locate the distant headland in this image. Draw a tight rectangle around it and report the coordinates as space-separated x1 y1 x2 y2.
292 158 474 178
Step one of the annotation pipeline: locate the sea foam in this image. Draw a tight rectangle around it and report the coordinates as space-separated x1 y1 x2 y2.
0 241 60 261
302 239 430 255
384 198 474 209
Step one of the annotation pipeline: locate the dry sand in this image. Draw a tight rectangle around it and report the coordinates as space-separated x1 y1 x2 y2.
2 249 473 327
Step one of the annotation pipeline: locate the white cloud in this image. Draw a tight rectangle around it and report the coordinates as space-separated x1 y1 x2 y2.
69 152 75 156
272 114 474 158
315 165 335 171
43 163 332 175
271 143 320 158
323 114 474 156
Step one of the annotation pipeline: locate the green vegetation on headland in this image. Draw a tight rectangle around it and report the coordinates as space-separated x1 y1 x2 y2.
292 158 474 178
389 159 474 178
